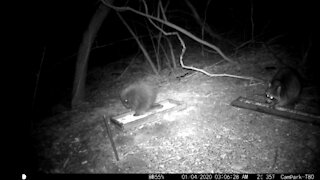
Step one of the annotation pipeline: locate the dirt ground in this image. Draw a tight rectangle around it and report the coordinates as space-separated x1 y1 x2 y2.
32 50 320 173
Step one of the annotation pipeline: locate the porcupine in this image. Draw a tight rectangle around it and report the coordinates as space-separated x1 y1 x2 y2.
120 82 162 116
266 67 302 107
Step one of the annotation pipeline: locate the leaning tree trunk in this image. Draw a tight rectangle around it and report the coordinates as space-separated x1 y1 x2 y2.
71 0 114 107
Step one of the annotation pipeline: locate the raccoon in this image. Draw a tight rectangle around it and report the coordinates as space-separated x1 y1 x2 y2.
266 67 302 107
120 82 162 116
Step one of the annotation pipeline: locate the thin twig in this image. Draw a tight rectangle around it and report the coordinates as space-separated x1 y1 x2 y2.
103 115 119 161
32 46 46 112
101 0 235 64
105 1 261 82
116 11 159 75
118 52 140 80
250 0 254 42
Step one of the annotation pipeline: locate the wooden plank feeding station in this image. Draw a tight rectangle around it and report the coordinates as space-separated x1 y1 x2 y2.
111 99 185 130
231 96 320 126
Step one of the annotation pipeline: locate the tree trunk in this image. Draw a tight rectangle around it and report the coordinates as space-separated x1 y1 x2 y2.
71 0 114 107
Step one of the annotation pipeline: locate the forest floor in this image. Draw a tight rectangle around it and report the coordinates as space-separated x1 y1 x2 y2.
32 48 320 173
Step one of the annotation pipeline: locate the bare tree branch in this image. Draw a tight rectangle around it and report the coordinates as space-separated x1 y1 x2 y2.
101 0 235 64
116 12 159 75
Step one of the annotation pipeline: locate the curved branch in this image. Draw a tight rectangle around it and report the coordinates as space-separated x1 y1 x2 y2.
101 0 236 64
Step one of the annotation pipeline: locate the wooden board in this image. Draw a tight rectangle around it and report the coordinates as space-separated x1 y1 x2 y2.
231 96 320 126
111 99 185 130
